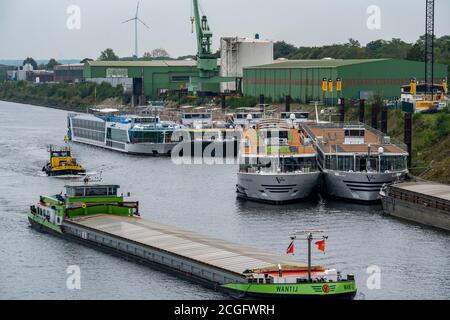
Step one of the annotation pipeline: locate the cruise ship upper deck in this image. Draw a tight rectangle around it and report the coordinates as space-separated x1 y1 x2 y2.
303 123 408 155
241 119 316 157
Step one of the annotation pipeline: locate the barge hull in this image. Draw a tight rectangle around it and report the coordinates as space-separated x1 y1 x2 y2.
381 182 450 231
382 197 450 231
29 216 226 292
62 216 246 287
29 213 356 299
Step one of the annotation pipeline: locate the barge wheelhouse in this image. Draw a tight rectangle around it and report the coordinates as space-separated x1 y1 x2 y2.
302 122 409 202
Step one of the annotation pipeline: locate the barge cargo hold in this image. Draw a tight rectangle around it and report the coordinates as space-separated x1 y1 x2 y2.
28 184 357 299
381 182 450 231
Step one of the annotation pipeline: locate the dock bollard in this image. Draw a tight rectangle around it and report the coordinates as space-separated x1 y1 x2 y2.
359 99 365 124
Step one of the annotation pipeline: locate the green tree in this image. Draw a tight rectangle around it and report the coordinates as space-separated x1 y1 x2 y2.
406 43 424 61
46 58 61 70
346 38 361 48
273 41 297 59
98 48 119 61
0 67 6 82
80 58 94 64
143 48 171 60
366 40 386 53
23 57 38 69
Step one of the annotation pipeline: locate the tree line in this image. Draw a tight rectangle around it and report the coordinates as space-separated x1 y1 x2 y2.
6 35 449 78
274 35 450 78
14 47 178 72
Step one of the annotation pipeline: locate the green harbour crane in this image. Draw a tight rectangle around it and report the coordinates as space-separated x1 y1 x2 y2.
189 0 237 96
192 0 217 78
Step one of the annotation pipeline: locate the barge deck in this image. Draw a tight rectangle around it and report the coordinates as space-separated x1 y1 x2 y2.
64 214 298 281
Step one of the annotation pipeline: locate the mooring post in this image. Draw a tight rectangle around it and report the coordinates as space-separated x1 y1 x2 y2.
221 95 226 110
371 101 379 130
359 99 366 124
285 95 291 113
404 112 413 169
381 104 388 134
339 98 345 123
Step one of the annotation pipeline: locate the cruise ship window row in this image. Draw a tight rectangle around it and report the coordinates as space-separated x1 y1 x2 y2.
182 114 212 119
73 128 105 142
239 157 318 173
323 155 407 172
72 119 105 131
107 128 129 143
129 131 171 144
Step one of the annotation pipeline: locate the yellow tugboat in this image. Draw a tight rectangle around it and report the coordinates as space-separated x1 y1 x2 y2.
42 145 86 177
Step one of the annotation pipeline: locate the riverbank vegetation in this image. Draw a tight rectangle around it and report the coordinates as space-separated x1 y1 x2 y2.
403 111 450 183
0 81 122 111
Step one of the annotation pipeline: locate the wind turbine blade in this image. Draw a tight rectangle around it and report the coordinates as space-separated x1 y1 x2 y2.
135 1 140 18
138 18 150 29
122 18 135 24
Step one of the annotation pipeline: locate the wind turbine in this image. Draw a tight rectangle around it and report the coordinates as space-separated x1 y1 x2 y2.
122 1 150 59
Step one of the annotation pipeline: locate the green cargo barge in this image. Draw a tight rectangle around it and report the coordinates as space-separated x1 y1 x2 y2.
28 183 357 299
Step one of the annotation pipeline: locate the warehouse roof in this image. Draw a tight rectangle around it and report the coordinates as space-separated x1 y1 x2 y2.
55 64 84 70
246 58 390 69
86 60 198 67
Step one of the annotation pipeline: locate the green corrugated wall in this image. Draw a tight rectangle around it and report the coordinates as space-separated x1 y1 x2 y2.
243 59 448 102
84 64 199 99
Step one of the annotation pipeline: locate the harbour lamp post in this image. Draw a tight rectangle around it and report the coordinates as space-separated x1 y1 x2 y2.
378 147 384 173
246 113 253 129
289 113 296 128
290 230 328 282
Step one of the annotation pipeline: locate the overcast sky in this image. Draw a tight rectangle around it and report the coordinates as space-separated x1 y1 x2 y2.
0 0 449 60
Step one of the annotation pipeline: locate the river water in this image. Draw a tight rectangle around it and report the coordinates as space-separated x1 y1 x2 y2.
0 101 449 300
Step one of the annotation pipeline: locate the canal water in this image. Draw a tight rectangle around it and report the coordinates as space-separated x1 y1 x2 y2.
0 101 449 300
